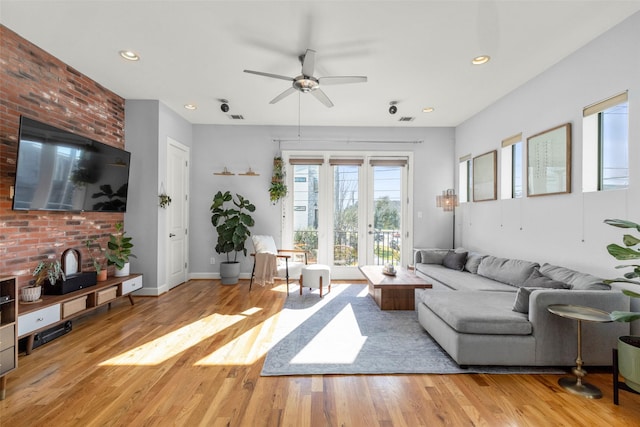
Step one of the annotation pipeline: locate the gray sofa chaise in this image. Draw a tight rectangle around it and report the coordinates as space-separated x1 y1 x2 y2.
414 249 629 366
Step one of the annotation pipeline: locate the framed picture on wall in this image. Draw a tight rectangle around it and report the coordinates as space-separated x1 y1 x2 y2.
473 150 497 202
527 123 571 197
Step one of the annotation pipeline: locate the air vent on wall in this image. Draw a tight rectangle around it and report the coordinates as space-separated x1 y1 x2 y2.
229 114 244 120
399 117 415 122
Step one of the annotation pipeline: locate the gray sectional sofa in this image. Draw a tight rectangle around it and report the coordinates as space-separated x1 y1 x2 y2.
414 249 630 366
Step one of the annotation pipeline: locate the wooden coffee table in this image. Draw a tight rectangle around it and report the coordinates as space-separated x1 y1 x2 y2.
359 265 432 310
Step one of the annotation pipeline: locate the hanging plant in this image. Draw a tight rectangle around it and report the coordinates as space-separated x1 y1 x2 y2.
159 193 172 208
269 156 288 204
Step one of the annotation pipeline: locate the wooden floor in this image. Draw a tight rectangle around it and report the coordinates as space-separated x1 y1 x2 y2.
2 279 640 426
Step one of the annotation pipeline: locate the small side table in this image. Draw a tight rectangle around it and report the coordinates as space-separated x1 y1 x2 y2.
547 304 612 399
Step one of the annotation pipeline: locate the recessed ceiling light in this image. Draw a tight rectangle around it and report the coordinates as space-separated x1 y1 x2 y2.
472 55 490 65
422 107 435 113
184 104 197 110
119 50 140 61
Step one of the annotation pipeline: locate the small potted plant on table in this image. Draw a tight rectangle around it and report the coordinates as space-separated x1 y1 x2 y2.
22 261 66 302
85 239 107 281
106 222 136 277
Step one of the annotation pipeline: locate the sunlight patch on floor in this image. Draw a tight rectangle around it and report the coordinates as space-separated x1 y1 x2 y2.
291 303 367 364
99 313 245 366
195 313 280 365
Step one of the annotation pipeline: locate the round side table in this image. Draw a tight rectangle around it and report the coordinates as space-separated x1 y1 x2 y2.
547 304 612 399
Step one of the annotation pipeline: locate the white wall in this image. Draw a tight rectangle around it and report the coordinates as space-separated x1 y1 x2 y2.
189 125 455 278
125 100 192 295
455 12 640 329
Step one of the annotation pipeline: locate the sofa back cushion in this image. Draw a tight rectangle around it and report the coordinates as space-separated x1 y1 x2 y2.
523 268 569 289
418 249 449 264
477 256 540 287
464 252 486 274
539 263 610 290
442 250 468 271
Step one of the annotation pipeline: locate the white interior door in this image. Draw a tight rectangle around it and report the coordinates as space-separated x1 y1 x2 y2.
167 138 189 289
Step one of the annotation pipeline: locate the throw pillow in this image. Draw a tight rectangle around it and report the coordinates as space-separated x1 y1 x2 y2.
464 252 485 274
418 249 449 265
512 287 538 314
523 269 570 289
442 250 468 271
252 235 278 254
539 263 610 290
477 256 540 287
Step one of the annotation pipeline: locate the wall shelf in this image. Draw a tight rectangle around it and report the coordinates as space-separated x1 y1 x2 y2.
238 168 259 176
213 167 235 176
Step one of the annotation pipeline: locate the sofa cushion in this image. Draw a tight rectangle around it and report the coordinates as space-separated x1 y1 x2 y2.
539 263 610 290
443 250 467 271
512 287 534 313
464 252 486 274
523 269 569 289
416 264 517 292
477 256 540 287
421 291 532 335
511 286 565 314
419 249 449 265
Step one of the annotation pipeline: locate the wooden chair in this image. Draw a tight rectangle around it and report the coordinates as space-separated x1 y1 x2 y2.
249 235 307 294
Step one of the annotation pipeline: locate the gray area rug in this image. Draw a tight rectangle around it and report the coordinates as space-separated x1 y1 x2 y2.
261 284 565 376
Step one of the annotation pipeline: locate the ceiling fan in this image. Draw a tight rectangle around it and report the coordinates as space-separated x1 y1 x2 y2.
243 49 367 108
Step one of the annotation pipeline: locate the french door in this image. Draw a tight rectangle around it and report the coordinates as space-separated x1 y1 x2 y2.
284 151 412 280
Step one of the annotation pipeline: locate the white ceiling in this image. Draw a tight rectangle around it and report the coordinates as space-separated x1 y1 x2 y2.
2 1 640 127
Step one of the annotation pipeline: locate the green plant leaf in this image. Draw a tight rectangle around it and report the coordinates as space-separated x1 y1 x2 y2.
604 219 640 231
607 244 640 260
623 234 640 247
610 311 640 322
622 289 640 298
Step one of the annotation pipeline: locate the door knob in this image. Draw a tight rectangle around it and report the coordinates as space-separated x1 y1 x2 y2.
169 233 176 237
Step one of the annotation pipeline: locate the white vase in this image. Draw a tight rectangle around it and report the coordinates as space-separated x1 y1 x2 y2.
21 286 42 302
114 262 130 277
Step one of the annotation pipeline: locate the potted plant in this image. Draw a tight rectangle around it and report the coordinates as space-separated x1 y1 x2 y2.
210 191 255 285
269 156 287 204
85 238 107 281
106 222 136 277
22 260 66 302
604 218 640 393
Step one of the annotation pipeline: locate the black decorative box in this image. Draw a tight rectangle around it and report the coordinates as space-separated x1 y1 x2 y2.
43 271 97 295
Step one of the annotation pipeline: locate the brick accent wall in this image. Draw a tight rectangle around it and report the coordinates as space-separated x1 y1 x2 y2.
0 25 126 288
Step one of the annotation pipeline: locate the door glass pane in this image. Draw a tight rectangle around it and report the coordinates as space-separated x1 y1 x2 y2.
333 165 359 266
373 166 401 266
292 165 319 263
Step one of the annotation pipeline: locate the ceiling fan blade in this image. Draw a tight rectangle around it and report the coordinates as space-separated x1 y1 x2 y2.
310 88 334 108
244 69 294 82
269 87 297 104
319 76 368 85
301 49 316 77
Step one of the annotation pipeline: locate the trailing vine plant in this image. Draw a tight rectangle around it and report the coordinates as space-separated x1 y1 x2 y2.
269 156 288 204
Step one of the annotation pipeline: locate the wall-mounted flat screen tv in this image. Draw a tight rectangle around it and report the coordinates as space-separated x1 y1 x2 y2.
13 116 131 212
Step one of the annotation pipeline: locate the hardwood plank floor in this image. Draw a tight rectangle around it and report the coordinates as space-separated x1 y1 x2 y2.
2 279 639 426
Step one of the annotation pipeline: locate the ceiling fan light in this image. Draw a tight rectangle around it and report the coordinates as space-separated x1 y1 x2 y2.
293 77 319 92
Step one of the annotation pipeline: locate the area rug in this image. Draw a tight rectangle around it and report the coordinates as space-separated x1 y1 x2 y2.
261 284 565 376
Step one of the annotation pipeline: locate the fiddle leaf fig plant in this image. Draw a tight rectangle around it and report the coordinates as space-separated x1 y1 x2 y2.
210 191 255 262
604 218 640 322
